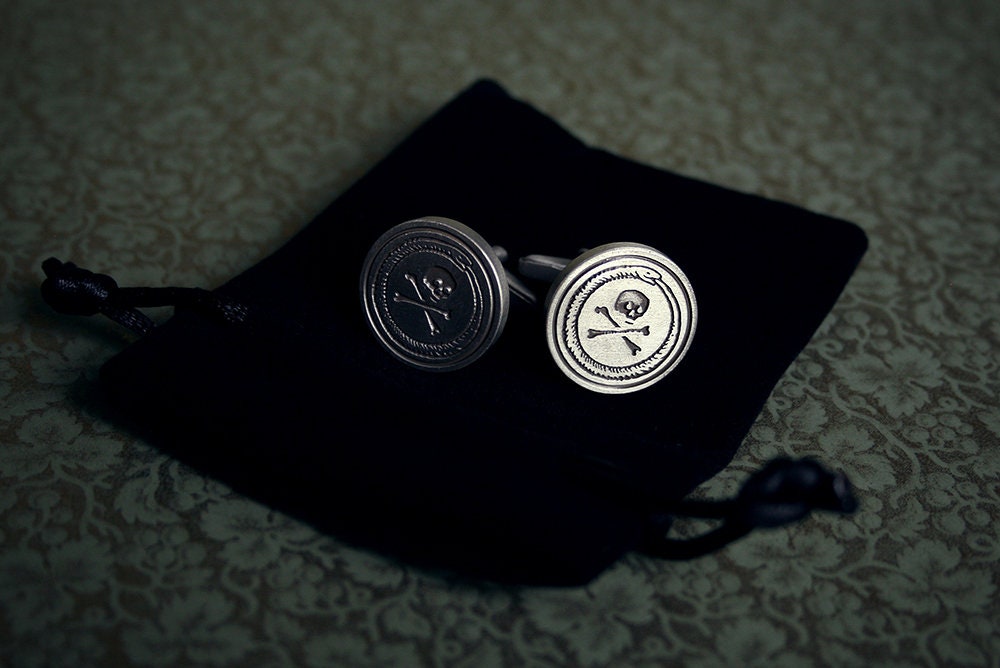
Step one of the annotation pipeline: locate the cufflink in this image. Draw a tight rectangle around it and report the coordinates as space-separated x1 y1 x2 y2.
360 217 534 371
519 243 697 394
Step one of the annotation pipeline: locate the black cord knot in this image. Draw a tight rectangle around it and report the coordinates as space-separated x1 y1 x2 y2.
41 258 119 317
734 456 858 528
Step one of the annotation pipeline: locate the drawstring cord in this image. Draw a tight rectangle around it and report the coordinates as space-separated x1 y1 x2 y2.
643 457 858 559
40 258 249 336
566 453 857 559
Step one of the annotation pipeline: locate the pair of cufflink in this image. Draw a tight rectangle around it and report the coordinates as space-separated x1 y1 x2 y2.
359 217 697 394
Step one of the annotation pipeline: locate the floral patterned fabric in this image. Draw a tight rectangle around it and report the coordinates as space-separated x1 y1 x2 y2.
1 1 998 666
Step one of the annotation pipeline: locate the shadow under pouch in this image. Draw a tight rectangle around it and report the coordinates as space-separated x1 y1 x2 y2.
40 80 867 586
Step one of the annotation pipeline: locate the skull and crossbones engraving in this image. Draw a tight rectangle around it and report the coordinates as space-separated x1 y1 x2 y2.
393 266 455 335
586 289 651 356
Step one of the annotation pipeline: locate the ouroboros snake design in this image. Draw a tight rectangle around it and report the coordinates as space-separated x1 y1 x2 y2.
560 264 685 381
375 236 482 359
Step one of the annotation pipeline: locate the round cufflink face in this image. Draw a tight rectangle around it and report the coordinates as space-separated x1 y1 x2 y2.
544 243 697 394
360 217 510 371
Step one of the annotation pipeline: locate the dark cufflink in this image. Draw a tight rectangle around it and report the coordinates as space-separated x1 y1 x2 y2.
360 216 535 371
519 243 698 394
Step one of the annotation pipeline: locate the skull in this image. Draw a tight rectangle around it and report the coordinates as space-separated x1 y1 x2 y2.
422 266 455 302
614 289 649 321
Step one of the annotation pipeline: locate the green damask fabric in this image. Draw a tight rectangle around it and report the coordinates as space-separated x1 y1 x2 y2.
1 1 998 666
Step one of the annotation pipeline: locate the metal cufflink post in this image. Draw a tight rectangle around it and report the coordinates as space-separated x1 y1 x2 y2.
360 216 536 372
519 243 698 394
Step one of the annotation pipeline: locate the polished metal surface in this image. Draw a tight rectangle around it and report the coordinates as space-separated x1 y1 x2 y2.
540 243 697 393
360 217 510 371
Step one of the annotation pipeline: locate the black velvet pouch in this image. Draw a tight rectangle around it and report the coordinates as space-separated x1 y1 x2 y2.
52 80 868 586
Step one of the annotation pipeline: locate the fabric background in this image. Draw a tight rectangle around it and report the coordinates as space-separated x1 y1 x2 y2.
1 1 997 666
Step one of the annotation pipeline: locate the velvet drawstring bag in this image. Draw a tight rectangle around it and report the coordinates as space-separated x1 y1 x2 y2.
41 79 867 586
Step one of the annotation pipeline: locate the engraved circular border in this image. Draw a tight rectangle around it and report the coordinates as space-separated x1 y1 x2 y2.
360 217 509 371
546 243 697 393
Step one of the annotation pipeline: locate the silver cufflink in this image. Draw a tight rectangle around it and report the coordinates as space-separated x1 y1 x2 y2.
520 243 698 394
360 216 535 371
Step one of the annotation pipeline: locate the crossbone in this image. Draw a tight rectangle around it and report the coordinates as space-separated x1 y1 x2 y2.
587 325 650 338
588 306 648 356
394 273 450 335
